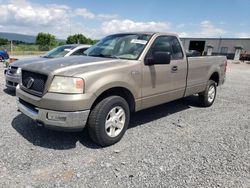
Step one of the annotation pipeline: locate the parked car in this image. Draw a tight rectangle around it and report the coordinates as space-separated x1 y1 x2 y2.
16 32 227 146
42 44 91 58
0 50 9 61
4 44 91 89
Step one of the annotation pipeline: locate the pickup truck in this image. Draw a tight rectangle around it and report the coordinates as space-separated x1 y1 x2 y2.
16 32 227 146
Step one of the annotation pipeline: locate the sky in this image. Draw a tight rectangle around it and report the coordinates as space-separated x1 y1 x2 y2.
0 0 249 39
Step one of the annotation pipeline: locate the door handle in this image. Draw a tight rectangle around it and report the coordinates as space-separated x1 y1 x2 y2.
171 65 178 72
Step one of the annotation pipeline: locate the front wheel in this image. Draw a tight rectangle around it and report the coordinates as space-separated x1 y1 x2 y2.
199 80 217 107
87 96 130 147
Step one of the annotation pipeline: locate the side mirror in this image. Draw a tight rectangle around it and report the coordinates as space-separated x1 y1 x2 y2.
145 51 171 65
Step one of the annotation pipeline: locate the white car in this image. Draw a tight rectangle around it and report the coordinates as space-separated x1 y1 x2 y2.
43 44 91 58
5 44 91 89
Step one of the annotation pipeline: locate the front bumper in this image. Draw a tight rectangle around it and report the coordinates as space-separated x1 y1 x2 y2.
5 72 20 89
17 97 90 131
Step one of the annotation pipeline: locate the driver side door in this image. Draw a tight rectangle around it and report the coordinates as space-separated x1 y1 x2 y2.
141 35 187 109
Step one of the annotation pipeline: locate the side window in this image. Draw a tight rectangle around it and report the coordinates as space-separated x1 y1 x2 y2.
71 48 88 56
146 36 172 61
170 37 184 59
151 36 172 55
147 36 184 62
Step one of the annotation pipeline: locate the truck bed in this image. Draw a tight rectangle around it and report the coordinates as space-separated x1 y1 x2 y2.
185 56 227 96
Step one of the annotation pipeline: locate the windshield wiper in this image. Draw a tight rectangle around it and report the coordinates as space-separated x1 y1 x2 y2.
87 53 105 58
88 53 120 59
42 55 53 58
105 55 120 59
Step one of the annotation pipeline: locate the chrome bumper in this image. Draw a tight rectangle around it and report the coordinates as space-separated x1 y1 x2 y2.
17 98 90 130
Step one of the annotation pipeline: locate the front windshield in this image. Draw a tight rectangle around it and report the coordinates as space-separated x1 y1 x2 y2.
43 45 75 58
84 34 151 60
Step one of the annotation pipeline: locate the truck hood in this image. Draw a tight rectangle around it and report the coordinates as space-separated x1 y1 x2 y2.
11 56 47 67
21 56 120 76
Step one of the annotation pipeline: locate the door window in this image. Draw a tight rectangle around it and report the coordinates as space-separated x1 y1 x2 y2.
146 36 184 62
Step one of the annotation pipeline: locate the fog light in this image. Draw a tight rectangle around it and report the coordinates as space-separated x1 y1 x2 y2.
47 112 67 121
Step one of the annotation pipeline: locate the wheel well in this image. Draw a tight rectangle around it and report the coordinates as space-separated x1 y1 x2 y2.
209 72 219 85
91 87 136 112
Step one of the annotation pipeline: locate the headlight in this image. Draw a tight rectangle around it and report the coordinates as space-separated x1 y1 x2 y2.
49 76 84 94
16 68 21 75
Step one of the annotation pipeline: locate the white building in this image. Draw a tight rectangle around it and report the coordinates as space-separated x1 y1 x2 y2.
181 38 250 60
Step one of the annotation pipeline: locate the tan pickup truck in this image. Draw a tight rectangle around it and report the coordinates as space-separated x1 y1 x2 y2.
16 32 227 146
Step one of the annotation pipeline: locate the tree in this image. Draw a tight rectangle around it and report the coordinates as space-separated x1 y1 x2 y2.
36 32 57 51
66 34 95 45
0 38 9 46
58 41 66 46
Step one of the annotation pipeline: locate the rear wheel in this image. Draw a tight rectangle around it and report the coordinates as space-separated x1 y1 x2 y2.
199 80 217 107
87 96 130 147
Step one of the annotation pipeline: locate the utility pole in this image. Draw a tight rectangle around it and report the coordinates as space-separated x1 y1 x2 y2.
10 40 13 55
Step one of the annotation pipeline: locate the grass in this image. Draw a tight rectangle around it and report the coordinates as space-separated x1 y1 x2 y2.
0 44 49 56
10 51 47 56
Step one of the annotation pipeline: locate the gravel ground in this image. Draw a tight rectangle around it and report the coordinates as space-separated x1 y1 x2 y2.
0 61 249 188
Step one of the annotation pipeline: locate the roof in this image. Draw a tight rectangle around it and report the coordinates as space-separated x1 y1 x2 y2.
61 44 92 48
181 37 250 40
108 32 178 37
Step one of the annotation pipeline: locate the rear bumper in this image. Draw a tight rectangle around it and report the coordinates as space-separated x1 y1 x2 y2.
17 97 90 131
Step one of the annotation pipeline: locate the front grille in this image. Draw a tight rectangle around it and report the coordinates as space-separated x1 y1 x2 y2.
8 66 18 74
21 70 48 97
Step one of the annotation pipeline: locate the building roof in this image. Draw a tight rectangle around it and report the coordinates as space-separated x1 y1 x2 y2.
181 37 250 40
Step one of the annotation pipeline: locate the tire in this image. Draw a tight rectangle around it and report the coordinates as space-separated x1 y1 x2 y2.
87 96 130 147
199 80 217 107
0 56 3 62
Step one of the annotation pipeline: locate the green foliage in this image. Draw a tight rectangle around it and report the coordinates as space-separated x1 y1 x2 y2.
0 38 9 45
12 40 31 45
13 44 39 51
66 34 95 45
0 45 10 51
92 40 99 44
0 43 40 52
36 32 57 51
58 41 67 46
0 32 97 56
